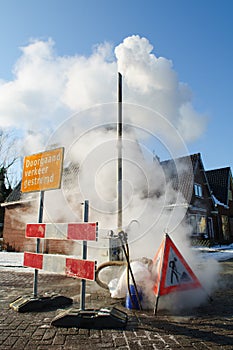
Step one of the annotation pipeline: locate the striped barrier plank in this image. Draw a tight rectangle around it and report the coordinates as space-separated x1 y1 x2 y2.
24 252 96 281
25 222 98 241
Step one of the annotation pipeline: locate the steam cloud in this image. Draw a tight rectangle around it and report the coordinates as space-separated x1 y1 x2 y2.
0 35 217 311
0 35 206 145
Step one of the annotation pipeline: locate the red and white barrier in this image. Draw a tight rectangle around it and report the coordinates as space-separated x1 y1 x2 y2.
25 222 98 241
24 252 96 281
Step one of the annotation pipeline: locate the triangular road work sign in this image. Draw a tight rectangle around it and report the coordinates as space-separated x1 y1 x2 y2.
153 234 202 297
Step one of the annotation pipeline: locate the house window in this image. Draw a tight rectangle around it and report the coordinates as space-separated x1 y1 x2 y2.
221 215 230 240
188 215 197 235
188 214 207 237
197 216 207 235
194 183 203 197
228 189 232 201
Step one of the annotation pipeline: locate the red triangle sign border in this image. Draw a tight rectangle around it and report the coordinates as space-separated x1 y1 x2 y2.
153 234 202 297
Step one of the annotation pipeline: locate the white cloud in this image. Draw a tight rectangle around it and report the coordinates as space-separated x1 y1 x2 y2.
0 39 70 130
115 35 207 139
61 43 117 111
0 34 206 144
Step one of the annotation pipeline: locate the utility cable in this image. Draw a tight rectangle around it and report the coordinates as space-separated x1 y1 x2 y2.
95 231 143 311
119 235 142 311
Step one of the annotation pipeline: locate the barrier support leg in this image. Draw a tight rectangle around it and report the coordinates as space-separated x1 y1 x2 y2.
9 191 73 312
51 200 128 329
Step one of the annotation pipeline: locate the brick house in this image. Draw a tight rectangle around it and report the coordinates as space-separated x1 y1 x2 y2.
206 167 233 244
161 153 233 245
161 153 217 243
1 182 76 254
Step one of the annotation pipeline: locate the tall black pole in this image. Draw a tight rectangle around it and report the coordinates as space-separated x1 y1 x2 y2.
117 72 123 232
80 200 89 310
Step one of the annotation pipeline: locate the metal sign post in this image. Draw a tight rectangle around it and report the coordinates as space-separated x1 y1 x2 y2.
33 190 44 298
9 147 71 313
80 200 89 310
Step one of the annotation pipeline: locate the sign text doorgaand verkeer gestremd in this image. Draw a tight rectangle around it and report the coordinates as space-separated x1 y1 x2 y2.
21 147 64 193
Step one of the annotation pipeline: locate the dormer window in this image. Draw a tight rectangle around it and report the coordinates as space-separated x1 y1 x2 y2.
228 189 232 201
194 183 203 197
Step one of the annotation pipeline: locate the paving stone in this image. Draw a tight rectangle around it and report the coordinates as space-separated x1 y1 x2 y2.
2 336 18 347
0 264 233 349
53 334 66 345
113 336 127 347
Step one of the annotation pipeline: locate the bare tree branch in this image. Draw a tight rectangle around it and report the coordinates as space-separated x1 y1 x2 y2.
0 128 21 199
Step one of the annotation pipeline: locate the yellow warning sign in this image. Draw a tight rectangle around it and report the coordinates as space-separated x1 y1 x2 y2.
21 147 64 193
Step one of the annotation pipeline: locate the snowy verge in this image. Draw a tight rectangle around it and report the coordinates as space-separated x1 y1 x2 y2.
0 244 233 273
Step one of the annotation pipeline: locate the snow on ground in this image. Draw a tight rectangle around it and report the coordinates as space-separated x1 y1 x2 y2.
0 244 233 272
193 243 233 262
0 252 34 272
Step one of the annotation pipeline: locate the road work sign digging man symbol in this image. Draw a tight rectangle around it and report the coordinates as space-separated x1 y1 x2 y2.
169 257 179 284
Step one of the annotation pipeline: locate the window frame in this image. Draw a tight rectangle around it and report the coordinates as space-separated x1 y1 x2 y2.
194 183 203 198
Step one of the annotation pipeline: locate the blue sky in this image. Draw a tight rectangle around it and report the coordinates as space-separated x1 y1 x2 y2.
0 0 233 171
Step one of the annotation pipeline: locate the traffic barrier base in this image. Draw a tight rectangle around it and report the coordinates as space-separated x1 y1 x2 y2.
9 294 73 313
51 306 128 329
